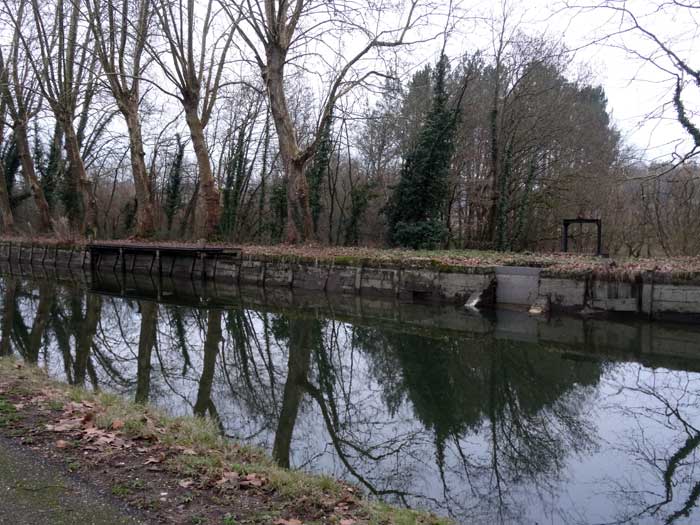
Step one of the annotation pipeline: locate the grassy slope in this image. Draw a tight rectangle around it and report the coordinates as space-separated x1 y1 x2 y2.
0 359 449 525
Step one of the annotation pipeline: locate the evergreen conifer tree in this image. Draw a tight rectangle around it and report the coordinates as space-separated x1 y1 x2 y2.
43 124 64 211
164 135 185 233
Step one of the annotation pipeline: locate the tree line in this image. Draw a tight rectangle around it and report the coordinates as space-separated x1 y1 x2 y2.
0 0 697 254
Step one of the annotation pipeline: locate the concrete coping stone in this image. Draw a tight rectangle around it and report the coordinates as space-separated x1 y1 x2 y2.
495 266 543 277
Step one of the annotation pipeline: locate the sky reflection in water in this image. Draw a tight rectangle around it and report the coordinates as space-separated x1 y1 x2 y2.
2 272 700 525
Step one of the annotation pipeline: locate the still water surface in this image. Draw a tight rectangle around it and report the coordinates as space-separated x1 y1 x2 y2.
2 271 700 525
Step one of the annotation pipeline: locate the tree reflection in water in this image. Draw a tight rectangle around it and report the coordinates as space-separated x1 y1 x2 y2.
598 368 700 525
2 274 700 524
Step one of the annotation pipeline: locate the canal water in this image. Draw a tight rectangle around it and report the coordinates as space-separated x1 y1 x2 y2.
2 270 700 525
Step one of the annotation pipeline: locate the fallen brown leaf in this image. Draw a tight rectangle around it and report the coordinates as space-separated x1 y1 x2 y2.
215 471 239 486
239 473 266 488
144 453 166 465
46 418 83 432
55 440 69 449
81 412 95 428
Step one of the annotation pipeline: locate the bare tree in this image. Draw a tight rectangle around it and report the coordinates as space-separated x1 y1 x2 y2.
564 0 700 167
8 0 100 236
149 0 237 238
0 5 52 233
223 0 426 243
84 0 157 237
0 70 16 233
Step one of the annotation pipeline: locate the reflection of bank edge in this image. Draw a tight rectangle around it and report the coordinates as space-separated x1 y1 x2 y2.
78 269 700 373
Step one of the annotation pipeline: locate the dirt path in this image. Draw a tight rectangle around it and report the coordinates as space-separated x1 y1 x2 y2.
0 435 144 525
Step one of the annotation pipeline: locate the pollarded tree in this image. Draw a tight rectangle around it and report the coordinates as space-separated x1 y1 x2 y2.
386 54 457 249
223 0 426 244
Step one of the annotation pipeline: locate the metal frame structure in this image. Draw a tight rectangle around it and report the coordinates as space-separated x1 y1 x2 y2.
561 219 602 256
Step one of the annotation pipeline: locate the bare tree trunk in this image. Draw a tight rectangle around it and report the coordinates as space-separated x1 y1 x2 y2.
0 101 15 234
26 282 54 363
124 108 156 237
193 309 222 419
84 0 156 238
226 0 419 244
266 50 314 243
487 78 501 245
135 301 157 404
0 159 15 234
486 14 507 246
64 122 97 237
0 278 17 356
184 107 220 238
14 121 51 232
73 294 101 387
272 318 313 468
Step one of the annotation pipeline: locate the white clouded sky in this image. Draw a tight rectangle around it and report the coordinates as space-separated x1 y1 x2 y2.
429 0 700 163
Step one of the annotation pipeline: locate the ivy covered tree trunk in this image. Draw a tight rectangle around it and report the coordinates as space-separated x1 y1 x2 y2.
220 123 248 239
495 140 513 251
307 117 333 235
285 160 314 244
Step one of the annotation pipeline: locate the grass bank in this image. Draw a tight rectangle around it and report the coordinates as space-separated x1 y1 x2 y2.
0 358 448 525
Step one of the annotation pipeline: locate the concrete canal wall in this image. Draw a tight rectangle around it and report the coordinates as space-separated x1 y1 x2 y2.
1 240 700 322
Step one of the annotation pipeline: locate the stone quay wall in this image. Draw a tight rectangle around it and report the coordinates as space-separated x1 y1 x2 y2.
1 240 699 322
